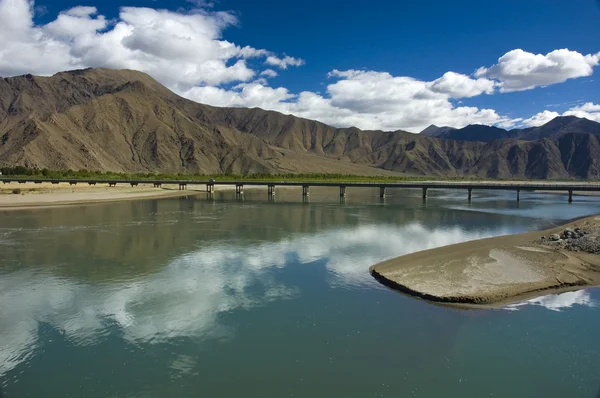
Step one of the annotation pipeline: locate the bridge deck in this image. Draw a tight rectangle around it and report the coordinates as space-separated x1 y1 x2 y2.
2 178 600 191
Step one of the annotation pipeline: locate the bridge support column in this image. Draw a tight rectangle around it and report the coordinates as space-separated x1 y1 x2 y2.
88 182 97 186
517 189 520 202
468 188 472 201
153 183 162 188
340 186 346 197
302 185 310 196
379 186 386 198
422 188 428 199
206 184 214 193
268 185 275 196
108 182 116 187
179 183 187 190
236 184 244 195
130 182 138 187
568 189 573 203
69 182 77 186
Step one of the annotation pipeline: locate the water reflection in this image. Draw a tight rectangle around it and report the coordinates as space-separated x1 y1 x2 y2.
0 220 514 376
505 290 597 312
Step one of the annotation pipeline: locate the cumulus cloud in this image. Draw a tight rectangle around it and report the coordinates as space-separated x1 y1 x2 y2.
260 69 278 78
522 110 561 127
265 55 305 69
476 49 600 92
183 69 518 132
428 72 496 98
564 102 600 122
522 103 600 127
0 0 302 88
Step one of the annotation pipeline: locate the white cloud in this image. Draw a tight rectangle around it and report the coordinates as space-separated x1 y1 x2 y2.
428 71 496 98
476 49 600 92
564 102 600 122
522 103 600 127
260 69 278 78
265 55 305 69
183 69 518 132
0 0 301 88
522 110 561 127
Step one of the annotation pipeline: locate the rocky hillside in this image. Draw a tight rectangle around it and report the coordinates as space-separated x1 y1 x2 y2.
1 68 600 179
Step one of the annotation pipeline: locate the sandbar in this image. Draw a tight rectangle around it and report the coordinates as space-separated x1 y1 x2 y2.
370 215 600 306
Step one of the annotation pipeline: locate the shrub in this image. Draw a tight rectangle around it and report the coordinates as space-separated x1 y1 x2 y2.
12 188 21 194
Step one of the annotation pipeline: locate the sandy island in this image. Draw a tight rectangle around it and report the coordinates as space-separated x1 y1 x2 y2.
0 182 216 210
371 215 600 307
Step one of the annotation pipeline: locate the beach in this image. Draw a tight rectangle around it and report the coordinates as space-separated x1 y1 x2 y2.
371 215 600 307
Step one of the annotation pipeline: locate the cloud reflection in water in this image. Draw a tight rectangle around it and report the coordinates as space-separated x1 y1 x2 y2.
505 290 597 312
0 221 510 375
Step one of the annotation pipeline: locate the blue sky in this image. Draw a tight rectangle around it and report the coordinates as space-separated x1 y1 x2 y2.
1 0 600 132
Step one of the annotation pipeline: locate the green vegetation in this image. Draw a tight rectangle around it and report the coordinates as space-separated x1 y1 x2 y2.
0 166 488 183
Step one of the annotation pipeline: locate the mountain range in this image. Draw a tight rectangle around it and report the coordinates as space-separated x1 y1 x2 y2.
1 68 600 179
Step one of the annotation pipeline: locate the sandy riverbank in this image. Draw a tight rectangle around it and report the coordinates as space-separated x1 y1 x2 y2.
0 182 219 211
370 215 600 307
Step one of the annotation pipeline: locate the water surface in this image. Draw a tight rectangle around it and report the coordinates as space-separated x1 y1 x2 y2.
1 188 599 397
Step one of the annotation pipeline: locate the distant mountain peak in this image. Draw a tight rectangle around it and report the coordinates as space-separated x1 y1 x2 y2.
420 124 456 137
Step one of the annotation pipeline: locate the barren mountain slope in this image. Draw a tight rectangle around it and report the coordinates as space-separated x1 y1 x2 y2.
1 68 599 179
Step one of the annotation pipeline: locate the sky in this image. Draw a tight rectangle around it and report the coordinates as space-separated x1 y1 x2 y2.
0 0 599 133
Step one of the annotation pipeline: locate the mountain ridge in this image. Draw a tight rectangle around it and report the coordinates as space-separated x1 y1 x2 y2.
1 68 600 179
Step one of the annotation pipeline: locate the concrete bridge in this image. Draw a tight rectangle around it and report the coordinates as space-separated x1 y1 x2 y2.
2 177 600 202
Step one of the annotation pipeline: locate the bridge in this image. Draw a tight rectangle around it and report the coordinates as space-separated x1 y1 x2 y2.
3 177 600 202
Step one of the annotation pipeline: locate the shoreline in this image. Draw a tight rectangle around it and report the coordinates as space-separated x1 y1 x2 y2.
0 183 258 211
370 215 600 307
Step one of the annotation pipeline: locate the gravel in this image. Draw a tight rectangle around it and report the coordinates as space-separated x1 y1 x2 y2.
538 226 600 254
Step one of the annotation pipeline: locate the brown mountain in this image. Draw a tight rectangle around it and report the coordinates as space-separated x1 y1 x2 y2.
1 68 600 179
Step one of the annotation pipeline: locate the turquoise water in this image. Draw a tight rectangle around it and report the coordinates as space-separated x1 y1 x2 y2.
1 188 599 397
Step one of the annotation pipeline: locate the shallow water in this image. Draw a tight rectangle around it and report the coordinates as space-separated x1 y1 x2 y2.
1 188 599 397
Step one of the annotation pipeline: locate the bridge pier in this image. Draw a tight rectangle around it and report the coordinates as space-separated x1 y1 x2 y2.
153 183 162 188
468 188 472 201
206 184 214 193
568 189 573 203
51 181 59 185
340 186 347 197
379 186 386 198
130 182 138 187
302 185 310 196
88 182 96 186
268 185 275 196
236 184 244 195
517 189 520 202
422 188 428 199
69 181 77 186
179 183 187 190
108 182 116 187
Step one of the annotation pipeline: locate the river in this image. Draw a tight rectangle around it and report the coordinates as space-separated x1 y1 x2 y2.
1 188 599 397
